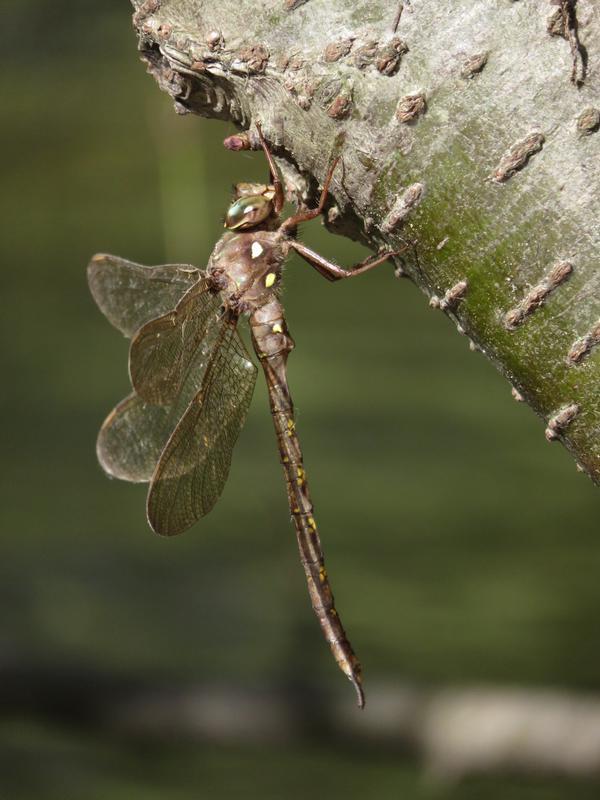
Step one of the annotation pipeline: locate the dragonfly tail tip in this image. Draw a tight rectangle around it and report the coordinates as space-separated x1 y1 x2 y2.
352 678 366 710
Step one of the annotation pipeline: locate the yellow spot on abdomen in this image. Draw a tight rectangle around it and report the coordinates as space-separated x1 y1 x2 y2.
265 272 276 288
272 322 283 333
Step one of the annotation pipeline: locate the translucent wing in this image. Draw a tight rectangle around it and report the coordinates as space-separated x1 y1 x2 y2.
97 393 173 482
87 253 200 338
129 276 223 406
97 313 235 484
147 320 257 536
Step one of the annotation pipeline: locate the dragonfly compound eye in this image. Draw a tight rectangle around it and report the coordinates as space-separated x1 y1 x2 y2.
225 195 272 230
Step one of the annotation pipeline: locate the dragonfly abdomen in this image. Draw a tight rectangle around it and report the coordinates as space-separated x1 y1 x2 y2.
250 300 365 708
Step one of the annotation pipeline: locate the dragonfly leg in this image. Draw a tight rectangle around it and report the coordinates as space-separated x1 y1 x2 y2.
289 240 403 282
281 158 340 233
255 122 285 214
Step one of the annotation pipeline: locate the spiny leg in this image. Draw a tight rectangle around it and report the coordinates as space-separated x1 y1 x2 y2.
281 157 402 278
255 122 284 214
281 158 341 233
290 239 404 282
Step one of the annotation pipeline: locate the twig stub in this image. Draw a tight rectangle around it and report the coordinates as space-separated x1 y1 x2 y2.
323 39 354 63
395 92 426 123
503 261 573 330
461 52 489 79
376 37 409 76
381 183 425 232
434 280 469 311
566 322 600 365
545 403 579 441
327 92 353 120
576 107 600 136
236 44 270 74
491 132 545 183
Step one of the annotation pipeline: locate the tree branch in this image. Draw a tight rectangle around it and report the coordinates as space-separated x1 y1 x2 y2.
131 0 600 482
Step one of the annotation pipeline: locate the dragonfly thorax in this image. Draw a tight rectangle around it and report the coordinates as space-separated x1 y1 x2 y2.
208 229 289 315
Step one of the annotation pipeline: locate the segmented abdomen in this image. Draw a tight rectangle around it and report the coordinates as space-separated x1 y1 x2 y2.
250 299 364 707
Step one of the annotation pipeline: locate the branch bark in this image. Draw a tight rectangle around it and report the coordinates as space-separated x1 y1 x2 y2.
131 0 600 481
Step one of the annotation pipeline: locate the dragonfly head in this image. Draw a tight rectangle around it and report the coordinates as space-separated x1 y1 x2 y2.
224 183 276 230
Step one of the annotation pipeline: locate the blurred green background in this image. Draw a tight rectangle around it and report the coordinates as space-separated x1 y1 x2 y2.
2 2 600 798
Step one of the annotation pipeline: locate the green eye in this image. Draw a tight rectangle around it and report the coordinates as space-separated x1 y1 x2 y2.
225 195 272 230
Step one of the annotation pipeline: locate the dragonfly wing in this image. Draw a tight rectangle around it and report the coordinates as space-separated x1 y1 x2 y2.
129 277 223 406
97 318 228 483
88 253 200 338
97 393 172 482
147 322 257 536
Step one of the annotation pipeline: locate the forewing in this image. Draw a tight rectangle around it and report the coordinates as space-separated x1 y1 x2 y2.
147 323 257 536
129 277 222 406
88 253 200 338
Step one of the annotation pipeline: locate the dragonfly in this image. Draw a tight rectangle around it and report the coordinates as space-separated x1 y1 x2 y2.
88 124 399 708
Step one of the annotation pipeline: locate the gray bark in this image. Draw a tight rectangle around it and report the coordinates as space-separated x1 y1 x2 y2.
131 0 600 481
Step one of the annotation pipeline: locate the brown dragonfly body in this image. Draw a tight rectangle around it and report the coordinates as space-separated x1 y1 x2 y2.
88 126 398 708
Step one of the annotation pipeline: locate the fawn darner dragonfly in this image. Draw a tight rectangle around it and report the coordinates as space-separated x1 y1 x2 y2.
88 125 399 708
